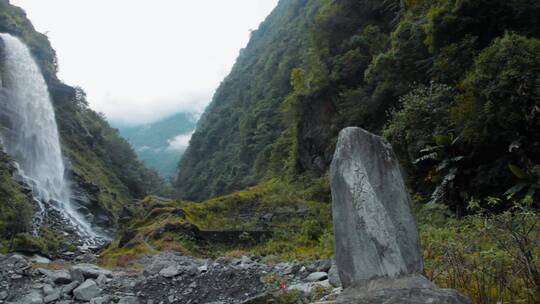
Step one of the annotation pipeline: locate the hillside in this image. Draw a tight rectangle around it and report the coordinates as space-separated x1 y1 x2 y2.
0 0 167 252
177 0 540 212
115 112 197 178
176 0 324 201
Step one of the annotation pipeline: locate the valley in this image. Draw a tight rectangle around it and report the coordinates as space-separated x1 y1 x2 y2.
0 0 539 303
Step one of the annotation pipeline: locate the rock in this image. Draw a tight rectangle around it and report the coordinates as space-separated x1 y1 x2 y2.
330 127 423 288
43 290 60 303
90 296 110 304
90 296 109 304
335 275 471 304
288 280 331 294
159 265 181 278
30 255 51 264
95 274 107 286
305 272 328 282
328 262 341 288
69 267 85 283
38 268 72 284
118 296 140 304
0 291 8 300
73 279 102 301
198 265 208 273
61 281 79 295
71 264 112 279
17 290 43 304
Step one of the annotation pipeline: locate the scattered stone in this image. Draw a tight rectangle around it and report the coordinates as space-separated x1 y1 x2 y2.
328 262 341 288
305 272 328 282
90 296 110 304
118 296 140 304
18 290 43 304
198 265 208 273
335 275 471 304
69 267 85 283
61 281 79 295
30 255 51 264
71 264 112 279
43 289 60 303
73 279 102 301
159 265 181 278
288 280 331 294
95 274 107 286
330 127 423 287
38 268 72 284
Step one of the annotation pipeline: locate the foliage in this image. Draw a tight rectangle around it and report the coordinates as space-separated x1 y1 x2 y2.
419 198 540 303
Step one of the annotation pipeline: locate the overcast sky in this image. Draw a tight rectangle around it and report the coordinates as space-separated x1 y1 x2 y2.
12 0 279 125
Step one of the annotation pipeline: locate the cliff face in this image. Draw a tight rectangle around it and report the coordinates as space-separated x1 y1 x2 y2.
0 0 166 246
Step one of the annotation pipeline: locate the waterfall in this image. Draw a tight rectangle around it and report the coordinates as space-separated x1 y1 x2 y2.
0 33 100 245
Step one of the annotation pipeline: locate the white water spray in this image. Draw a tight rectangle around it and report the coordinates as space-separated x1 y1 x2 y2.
0 33 99 243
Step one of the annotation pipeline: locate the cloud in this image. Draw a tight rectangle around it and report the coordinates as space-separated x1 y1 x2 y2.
166 131 195 152
12 0 279 125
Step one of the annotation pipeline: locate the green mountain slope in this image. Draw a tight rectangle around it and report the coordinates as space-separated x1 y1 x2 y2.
115 112 197 178
176 0 323 201
176 0 540 211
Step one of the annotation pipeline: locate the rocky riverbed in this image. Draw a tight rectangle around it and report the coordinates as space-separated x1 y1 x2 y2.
0 251 342 304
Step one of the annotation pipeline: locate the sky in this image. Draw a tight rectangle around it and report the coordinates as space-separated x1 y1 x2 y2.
12 0 279 125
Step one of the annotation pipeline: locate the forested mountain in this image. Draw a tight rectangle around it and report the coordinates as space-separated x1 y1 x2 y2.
176 0 323 201
177 0 540 213
0 0 167 249
115 112 197 178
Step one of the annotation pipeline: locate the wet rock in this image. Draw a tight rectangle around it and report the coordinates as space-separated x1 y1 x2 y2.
73 279 101 301
305 272 328 282
330 127 423 287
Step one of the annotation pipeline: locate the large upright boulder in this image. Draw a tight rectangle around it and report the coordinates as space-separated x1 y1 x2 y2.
331 127 423 288
330 127 471 304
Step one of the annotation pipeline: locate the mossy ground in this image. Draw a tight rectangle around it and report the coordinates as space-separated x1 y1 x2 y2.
102 180 539 303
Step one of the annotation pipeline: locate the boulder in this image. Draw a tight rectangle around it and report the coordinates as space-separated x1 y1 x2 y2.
305 272 328 282
330 127 423 288
335 275 471 304
71 264 112 279
118 296 141 304
38 268 72 284
73 279 101 301
328 261 341 287
330 127 471 303
159 265 181 278
17 290 43 304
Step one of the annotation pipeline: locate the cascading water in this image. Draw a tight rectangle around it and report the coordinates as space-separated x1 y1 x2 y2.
0 33 101 245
